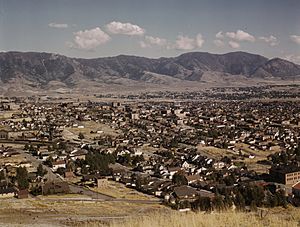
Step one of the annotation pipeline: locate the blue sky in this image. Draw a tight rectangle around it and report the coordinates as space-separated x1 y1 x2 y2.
1 0 300 62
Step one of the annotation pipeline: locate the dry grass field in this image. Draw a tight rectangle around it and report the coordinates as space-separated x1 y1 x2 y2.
88 181 157 200
63 121 120 141
0 196 169 227
83 206 300 227
197 144 273 173
1 196 300 227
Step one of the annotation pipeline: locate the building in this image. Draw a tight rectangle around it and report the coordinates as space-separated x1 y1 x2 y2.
97 177 109 188
269 165 300 186
0 186 16 198
17 189 29 199
0 126 10 140
173 185 198 200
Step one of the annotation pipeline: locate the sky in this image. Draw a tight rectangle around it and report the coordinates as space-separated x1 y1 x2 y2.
0 0 300 62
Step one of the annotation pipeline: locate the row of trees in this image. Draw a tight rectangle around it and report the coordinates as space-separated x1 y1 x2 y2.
172 183 287 211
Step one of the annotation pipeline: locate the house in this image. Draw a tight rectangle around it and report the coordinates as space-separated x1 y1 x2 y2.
168 167 181 178
173 185 198 200
197 189 215 199
185 174 202 185
97 177 109 188
52 160 66 171
70 149 87 161
0 126 10 140
0 186 16 198
17 189 29 199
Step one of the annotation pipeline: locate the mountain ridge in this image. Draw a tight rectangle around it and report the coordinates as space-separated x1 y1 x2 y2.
0 51 300 94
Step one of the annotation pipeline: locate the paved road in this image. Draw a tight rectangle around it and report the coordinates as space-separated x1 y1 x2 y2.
68 184 115 200
39 196 162 204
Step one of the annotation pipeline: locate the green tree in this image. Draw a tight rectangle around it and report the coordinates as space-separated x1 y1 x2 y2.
192 196 212 211
0 171 5 181
78 132 85 140
24 144 29 150
276 189 287 208
44 156 53 167
16 167 29 189
37 163 47 177
235 192 245 210
172 173 188 186
212 194 225 211
56 167 65 176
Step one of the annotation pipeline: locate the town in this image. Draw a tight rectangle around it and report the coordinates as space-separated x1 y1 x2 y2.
1 87 300 213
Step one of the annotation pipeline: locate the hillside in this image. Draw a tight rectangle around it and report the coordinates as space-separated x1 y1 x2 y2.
0 51 300 95
85 209 300 227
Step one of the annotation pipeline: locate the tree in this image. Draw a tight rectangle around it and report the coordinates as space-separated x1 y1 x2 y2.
235 192 245 210
44 156 53 167
276 189 287 208
37 163 47 177
212 194 225 211
132 155 144 166
172 173 188 186
56 167 65 176
85 151 116 175
78 132 85 140
224 194 233 208
16 167 29 189
192 196 212 211
0 171 5 181
66 161 75 172
24 144 29 150
250 200 257 211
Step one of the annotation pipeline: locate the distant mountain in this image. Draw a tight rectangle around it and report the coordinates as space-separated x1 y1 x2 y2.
251 58 300 78
0 51 299 94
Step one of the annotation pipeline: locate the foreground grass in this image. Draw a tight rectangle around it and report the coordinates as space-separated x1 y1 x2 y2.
78 208 300 227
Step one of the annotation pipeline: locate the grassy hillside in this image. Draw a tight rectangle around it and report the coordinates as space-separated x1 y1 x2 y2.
78 207 300 227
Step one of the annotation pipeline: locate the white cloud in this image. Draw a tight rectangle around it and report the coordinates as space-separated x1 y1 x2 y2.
226 30 255 42
140 35 169 48
145 35 167 46
48 22 68 28
290 35 300 45
196 34 204 48
139 41 149 48
283 54 300 64
216 31 224 39
228 41 240 49
259 35 278 46
175 35 195 50
214 39 225 47
69 27 110 50
174 33 204 50
106 21 145 36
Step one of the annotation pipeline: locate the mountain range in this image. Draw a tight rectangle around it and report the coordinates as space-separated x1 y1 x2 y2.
0 51 300 95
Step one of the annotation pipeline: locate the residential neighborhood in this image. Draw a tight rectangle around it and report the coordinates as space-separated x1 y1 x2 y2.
1 87 300 211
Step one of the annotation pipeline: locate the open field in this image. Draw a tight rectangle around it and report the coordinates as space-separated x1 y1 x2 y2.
197 144 273 173
63 121 121 141
0 154 28 167
2 196 300 227
88 181 157 200
0 196 169 227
